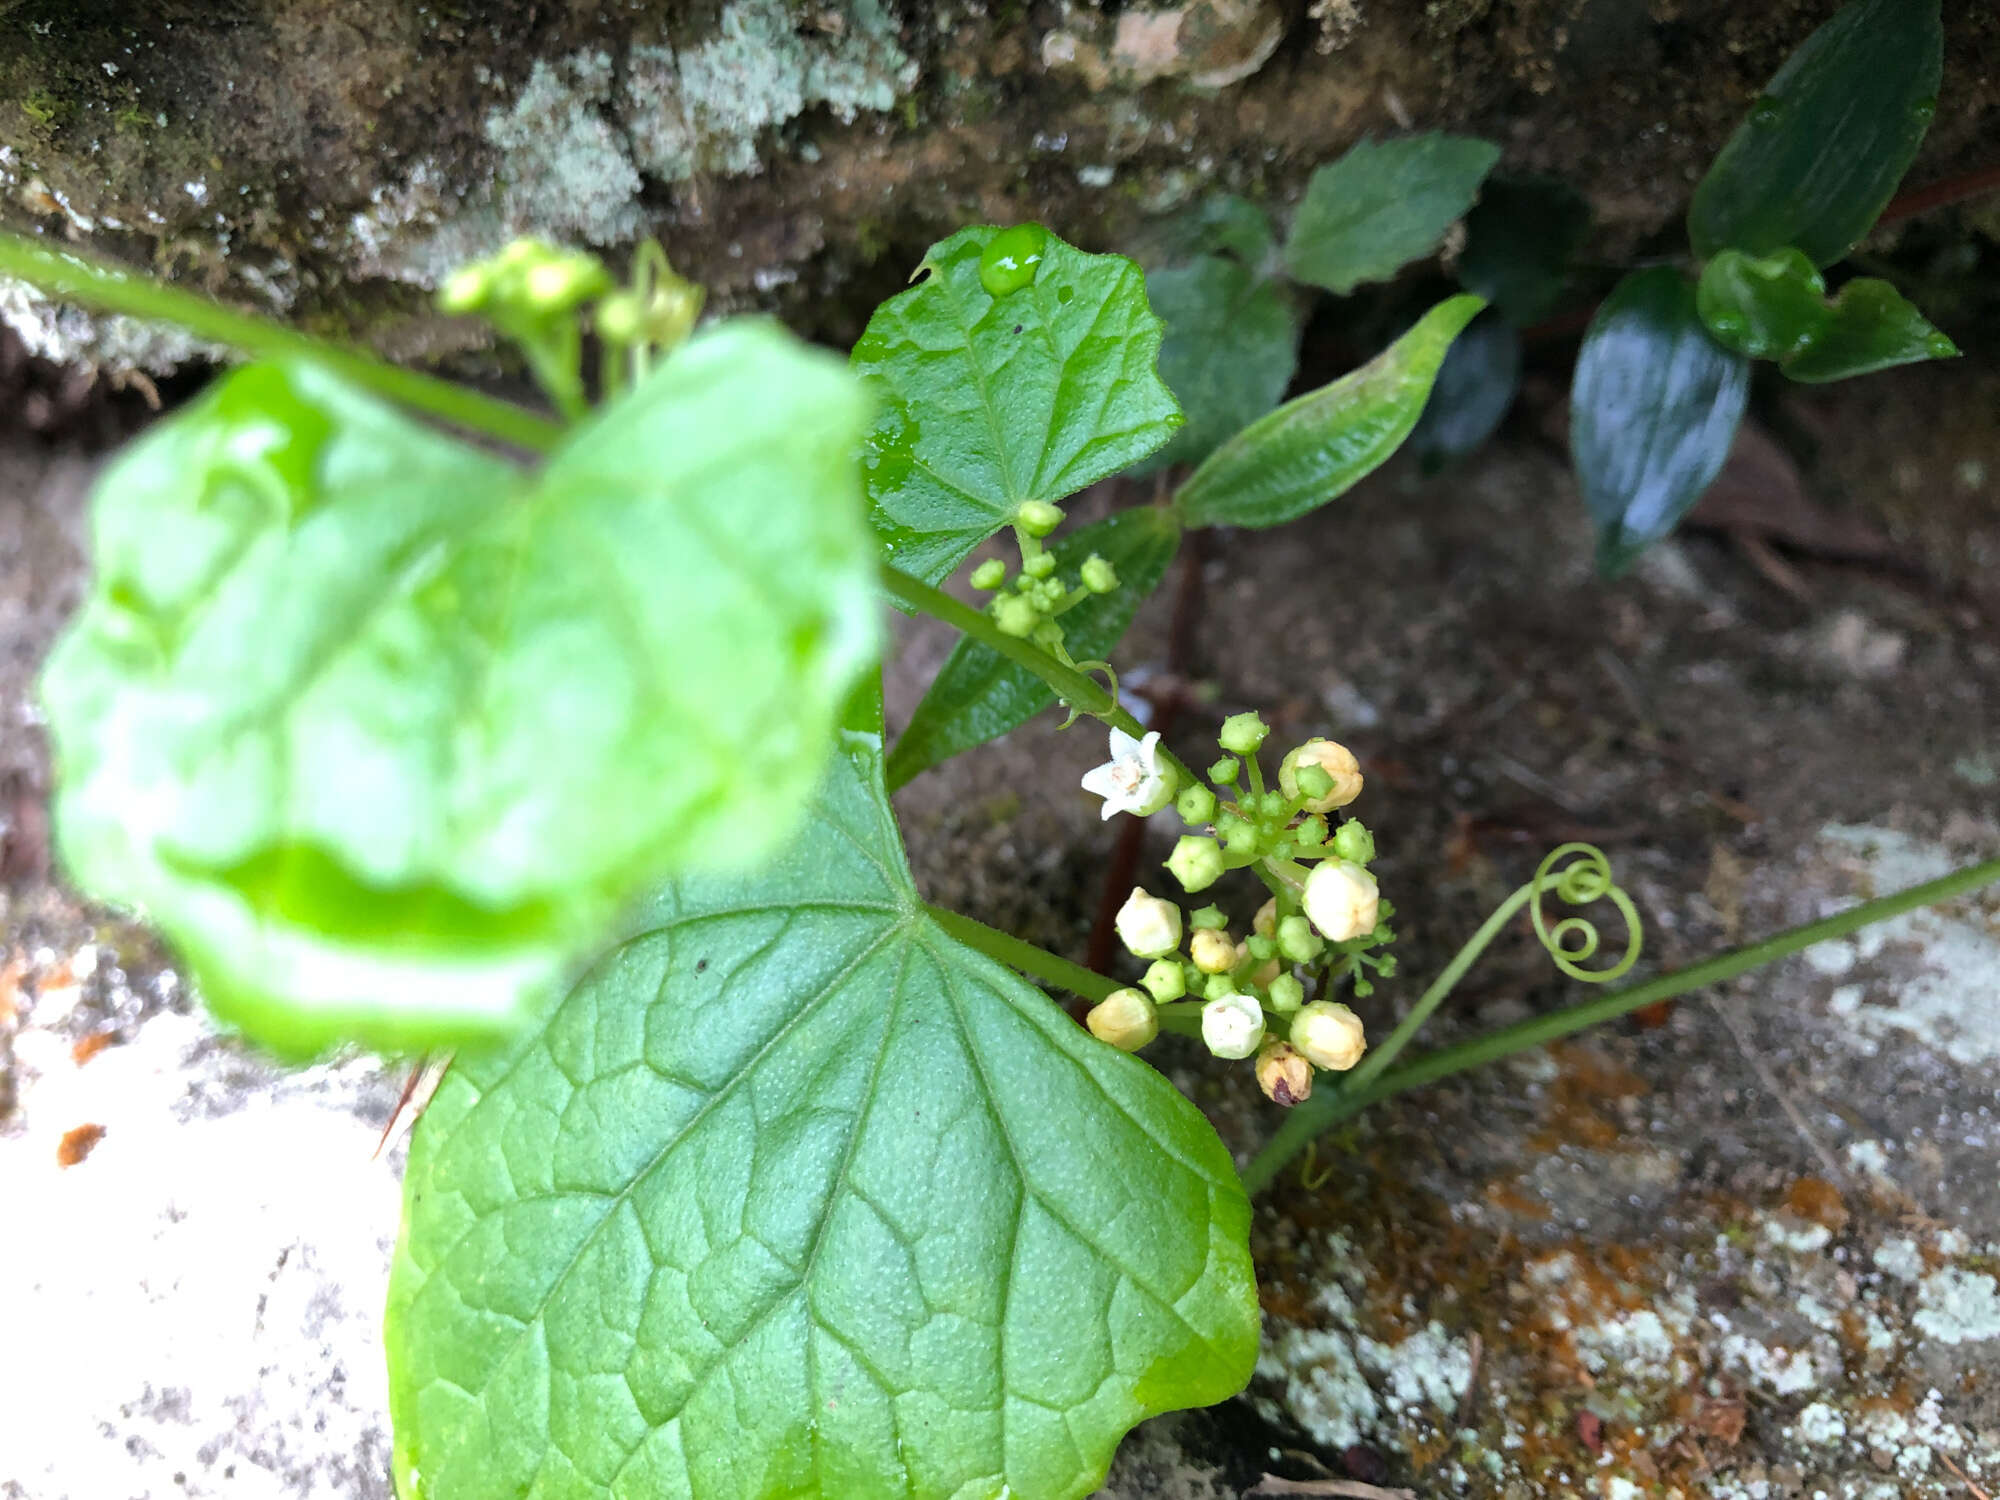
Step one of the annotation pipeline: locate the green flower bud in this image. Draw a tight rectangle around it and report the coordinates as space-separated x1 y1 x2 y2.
1115 887 1183 960
1258 790 1288 820
970 558 1007 590
1203 971 1240 1002
1023 549 1057 579
1247 933 1277 962
1292 1000 1367 1071
1332 820 1376 865
1277 914 1325 964
1297 813 1328 847
1267 972 1305 1013
1176 784 1218 825
1255 1039 1314 1106
1207 756 1239 785
1190 928 1236 974
438 264 491 314
1222 819 1259 856
1219 711 1270 755
1142 958 1186 1003
1201 991 1265 1059
525 255 612 312
1166 835 1225 893
993 595 1040 637
1080 554 1118 593
1280 738 1364 812
1015 499 1064 537
1293 763 1334 801
1189 904 1227 930
1087 988 1158 1052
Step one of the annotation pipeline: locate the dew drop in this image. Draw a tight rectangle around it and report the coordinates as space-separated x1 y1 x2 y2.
1750 95 1784 127
1928 333 1958 358
979 223 1048 297
1912 95 1938 123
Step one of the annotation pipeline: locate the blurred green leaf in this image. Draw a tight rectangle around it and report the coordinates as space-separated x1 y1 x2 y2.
1409 309 1522 474
1571 268 1750 576
1283 135 1503 296
851 224 1182 586
1688 0 1942 267
1174 294 1485 530
1147 193 1278 269
387 725 1260 1500
42 332 879 1057
887 507 1182 790
1456 174 1592 327
1697 247 1831 359
1784 276 1959 382
1141 254 1299 473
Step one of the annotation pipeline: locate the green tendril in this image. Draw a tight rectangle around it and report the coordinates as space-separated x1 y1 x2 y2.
1529 842 1643 984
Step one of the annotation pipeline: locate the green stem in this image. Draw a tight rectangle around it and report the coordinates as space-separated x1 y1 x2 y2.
880 563 1199 789
0 232 564 453
1242 853 2000 1195
923 903 1117 1002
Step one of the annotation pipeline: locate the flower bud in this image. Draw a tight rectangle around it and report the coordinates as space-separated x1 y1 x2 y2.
1142 958 1186 1002
1176 784 1217 825
1296 813 1328 847
1166 835 1225 893
1115 887 1183 960
1253 898 1278 938
1015 499 1064 537
993 595 1040 637
1332 819 1376 865
438 264 492 314
1201 991 1265 1059
1087 988 1158 1052
1303 858 1380 942
1276 913 1326 964
1203 971 1240 1001
1190 928 1236 975
1219 711 1269 755
1189 904 1226 930
526 255 611 311
1080 554 1118 593
1255 1040 1314 1106
1267 972 1305 1013
970 558 1007 589
1280 738 1364 812
1023 549 1057 579
1207 756 1240 785
1292 1001 1367 1071
1235 940 1280 988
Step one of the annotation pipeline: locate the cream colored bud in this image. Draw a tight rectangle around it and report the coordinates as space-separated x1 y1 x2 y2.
1201 992 1265 1060
1280 737 1364 812
1255 1040 1314 1106
1253 898 1279 938
1190 928 1237 975
1303 858 1380 943
1087 988 1158 1052
1234 941 1280 989
1292 1001 1367 1072
1115 887 1183 960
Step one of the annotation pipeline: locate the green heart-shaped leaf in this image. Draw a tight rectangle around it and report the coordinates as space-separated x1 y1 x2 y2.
385 727 1258 1500
1283 134 1502 296
1570 268 1750 576
1174 293 1486 530
852 225 1183 587
886 507 1183 790
1696 247 1832 359
1688 0 1942 268
41 328 880 1057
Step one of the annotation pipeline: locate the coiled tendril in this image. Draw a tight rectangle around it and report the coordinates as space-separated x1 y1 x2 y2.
1529 842 1642 984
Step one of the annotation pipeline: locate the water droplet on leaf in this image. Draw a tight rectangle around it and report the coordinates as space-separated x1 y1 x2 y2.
1750 95 1784 126
979 224 1048 297
1928 333 1958 357
1912 96 1938 123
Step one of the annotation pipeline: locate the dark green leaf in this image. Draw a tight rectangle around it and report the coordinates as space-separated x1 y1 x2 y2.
852 225 1183 586
1146 193 1278 269
1409 309 1521 475
1688 0 1942 267
1697 247 1831 359
1140 254 1299 473
385 728 1259 1500
1174 293 1486 530
41 332 879 1057
1456 174 1592 327
1782 276 1959 382
1283 134 1502 296
887 508 1182 790
1570 268 1750 576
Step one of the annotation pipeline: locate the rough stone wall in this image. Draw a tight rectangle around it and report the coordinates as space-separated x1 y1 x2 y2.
1 0 1996 366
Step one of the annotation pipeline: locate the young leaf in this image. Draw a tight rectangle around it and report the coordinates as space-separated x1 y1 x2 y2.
1283 134 1502 296
1697 247 1832 359
1145 192 1278 269
852 225 1183 587
1687 0 1942 267
1409 308 1522 475
887 507 1182 790
1781 277 1959 383
41 332 879 1058
1141 253 1300 473
1570 268 1750 576
1456 174 1592 327
1174 293 1486 530
385 728 1259 1500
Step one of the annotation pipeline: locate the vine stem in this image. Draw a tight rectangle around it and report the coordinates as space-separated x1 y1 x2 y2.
923 903 1118 1002
879 563 1200 789
0 232 564 453
1242 852 2000 1196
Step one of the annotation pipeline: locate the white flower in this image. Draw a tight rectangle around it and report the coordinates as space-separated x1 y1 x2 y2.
1081 727 1174 821
1114 887 1183 959
1201 992 1266 1060
1303 858 1380 942
1291 1001 1368 1072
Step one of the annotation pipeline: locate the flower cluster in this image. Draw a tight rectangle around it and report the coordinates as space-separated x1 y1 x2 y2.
1081 714 1397 1106
971 500 1120 662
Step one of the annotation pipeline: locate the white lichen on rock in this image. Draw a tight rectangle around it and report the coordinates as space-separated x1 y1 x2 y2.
485 51 647 245
1913 1267 2000 1345
0 273 225 374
